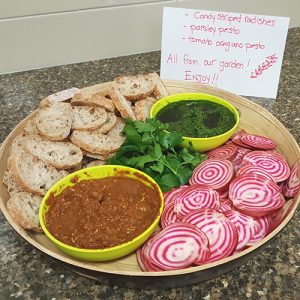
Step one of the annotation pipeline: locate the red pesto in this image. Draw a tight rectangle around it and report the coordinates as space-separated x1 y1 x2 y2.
45 176 161 249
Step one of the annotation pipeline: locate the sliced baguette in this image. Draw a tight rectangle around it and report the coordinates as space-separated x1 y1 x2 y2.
92 112 117 134
84 160 106 168
71 93 115 112
70 130 123 155
24 136 83 169
10 133 42 155
149 72 169 99
7 192 42 232
24 115 40 135
39 87 80 107
114 74 155 101
83 150 115 160
107 117 125 137
3 169 24 196
110 86 136 120
36 102 72 141
7 151 66 195
134 97 157 121
71 106 108 130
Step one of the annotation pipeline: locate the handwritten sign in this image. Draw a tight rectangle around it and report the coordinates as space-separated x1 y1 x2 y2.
160 7 289 98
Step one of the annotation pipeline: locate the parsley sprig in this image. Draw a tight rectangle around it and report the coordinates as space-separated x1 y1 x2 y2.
108 118 206 192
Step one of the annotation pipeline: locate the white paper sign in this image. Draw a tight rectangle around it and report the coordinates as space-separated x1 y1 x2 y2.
160 7 289 98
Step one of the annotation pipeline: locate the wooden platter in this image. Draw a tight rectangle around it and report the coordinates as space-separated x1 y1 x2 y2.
0 80 299 289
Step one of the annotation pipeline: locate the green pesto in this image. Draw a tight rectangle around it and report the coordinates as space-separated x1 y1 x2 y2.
155 100 236 138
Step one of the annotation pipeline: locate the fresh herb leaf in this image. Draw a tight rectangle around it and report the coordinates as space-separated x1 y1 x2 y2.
108 118 207 192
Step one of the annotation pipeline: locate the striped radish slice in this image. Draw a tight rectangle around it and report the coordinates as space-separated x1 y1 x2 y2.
182 208 238 262
232 130 253 148
163 185 189 207
229 173 285 217
174 185 220 219
232 146 252 171
282 162 300 198
220 197 233 207
190 159 234 191
240 134 277 150
144 223 210 270
247 216 271 246
217 201 233 213
268 200 295 233
138 239 164 272
207 143 238 161
161 202 178 229
242 151 290 183
237 165 276 182
223 210 256 251
219 190 229 199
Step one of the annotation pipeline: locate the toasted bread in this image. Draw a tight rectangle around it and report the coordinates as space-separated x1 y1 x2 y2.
70 130 123 155
3 169 24 196
110 86 136 120
24 136 83 169
71 106 108 130
7 151 66 195
149 72 169 99
39 87 80 107
7 192 42 232
134 97 157 121
36 102 72 141
107 117 125 137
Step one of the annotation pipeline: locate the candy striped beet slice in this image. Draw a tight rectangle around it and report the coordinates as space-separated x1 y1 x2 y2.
143 223 210 270
242 151 290 183
174 184 220 219
160 202 178 229
240 134 277 150
207 143 238 161
229 173 285 217
183 208 238 262
282 162 300 198
190 159 235 191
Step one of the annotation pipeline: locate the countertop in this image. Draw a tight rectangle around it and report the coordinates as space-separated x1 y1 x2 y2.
0 28 299 300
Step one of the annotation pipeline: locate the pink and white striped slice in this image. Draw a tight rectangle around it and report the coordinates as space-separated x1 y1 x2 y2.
143 222 210 270
174 185 220 219
190 158 235 191
163 185 189 207
229 173 285 217
207 143 238 161
182 208 238 262
247 216 271 246
240 134 277 150
282 162 300 198
223 210 256 251
242 150 290 183
160 202 178 229
237 165 276 182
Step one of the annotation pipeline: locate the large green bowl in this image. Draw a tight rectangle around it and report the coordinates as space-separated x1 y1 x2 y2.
39 165 164 261
150 93 240 152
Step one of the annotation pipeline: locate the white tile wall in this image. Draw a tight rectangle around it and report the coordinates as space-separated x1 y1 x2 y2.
0 0 298 74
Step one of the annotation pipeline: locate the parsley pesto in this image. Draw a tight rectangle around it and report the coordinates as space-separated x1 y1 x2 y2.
155 100 236 138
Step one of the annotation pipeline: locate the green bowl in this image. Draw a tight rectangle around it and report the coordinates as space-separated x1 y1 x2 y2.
150 93 240 152
39 165 164 261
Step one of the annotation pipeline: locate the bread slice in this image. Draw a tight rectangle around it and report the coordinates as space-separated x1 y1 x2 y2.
6 192 42 232
84 160 106 168
3 169 24 196
10 133 36 155
24 115 40 135
39 87 80 107
107 117 125 137
134 97 157 121
71 106 108 130
36 102 72 141
149 72 169 99
24 136 83 169
70 130 124 155
83 150 115 160
110 86 136 120
71 93 115 112
114 74 155 101
7 151 66 195
92 112 117 134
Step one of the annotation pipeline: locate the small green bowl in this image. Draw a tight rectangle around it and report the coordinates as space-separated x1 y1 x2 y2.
150 93 240 152
39 165 164 261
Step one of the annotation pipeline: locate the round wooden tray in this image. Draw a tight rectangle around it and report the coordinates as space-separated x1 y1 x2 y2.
1 80 299 289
